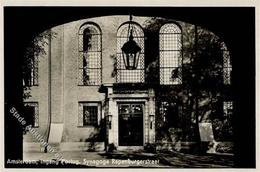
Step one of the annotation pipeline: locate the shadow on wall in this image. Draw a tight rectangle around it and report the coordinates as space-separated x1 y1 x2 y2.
156 127 183 151
83 119 106 152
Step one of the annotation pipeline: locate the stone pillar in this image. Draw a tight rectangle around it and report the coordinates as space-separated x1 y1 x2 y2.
47 26 64 146
50 26 64 123
148 89 156 143
107 87 117 146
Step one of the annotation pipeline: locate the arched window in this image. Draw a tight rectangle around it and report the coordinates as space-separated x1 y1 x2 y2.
78 23 102 85
159 23 182 85
116 22 145 83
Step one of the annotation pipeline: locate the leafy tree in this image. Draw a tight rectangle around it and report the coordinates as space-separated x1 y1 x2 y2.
23 30 55 99
22 30 56 133
143 18 233 148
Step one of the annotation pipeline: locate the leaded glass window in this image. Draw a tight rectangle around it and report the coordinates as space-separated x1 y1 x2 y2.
159 101 182 127
222 43 232 85
223 101 233 118
23 56 39 86
78 102 101 127
159 101 169 122
159 23 182 85
78 24 102 85
24 102 39 127
116 22 145 83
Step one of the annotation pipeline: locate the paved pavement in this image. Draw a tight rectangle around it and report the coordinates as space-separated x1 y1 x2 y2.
23 150 234 168
157 151 234 168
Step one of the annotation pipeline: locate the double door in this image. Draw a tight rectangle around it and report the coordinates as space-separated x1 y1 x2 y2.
118 103 144 146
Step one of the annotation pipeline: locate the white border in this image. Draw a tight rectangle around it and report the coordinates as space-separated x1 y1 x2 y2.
1 0 259 7
0 0 259 171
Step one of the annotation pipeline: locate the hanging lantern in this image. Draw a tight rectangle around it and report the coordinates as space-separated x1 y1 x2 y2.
149 114 155 129
121 15 141 70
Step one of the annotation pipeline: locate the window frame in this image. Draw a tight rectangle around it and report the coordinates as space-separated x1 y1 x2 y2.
159 100 182 128
116 21 145 83
159 22 183 85
78 102 101 127
222 43 232 85
23 102 39 128
78 23 102 86
23 55 39 87
223 101 233 119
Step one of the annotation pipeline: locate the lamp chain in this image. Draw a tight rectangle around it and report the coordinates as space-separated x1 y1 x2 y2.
127 14 133 41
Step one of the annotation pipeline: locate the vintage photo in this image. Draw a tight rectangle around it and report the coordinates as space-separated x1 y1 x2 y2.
4 7 255 168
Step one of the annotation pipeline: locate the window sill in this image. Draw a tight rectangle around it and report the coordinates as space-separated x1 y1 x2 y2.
77 125 99 128
77 85 101 87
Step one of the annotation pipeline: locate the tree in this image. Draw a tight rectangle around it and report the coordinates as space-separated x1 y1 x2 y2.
22 30 56 131
143 18 233 150
23 30 56 97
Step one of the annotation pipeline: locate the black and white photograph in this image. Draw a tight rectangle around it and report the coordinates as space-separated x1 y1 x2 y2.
3 4 256 169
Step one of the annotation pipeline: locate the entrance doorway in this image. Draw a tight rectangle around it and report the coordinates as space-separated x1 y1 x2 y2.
118 103 144 146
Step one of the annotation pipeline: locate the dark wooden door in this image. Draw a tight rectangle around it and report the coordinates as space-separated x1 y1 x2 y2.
118 103 143 146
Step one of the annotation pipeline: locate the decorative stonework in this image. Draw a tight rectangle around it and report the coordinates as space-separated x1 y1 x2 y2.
105 86 156 148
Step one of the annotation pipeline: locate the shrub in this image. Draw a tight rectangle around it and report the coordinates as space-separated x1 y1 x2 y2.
216 142 234 153
107 143 117 152
212 119 233 141
144 143 156 153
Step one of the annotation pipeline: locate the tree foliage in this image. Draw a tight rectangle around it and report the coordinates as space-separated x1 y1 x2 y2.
23 30 56 99
143 18 233 143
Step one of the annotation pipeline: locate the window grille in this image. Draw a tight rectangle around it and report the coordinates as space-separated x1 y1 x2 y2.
159 101 181 127
78 24 102 85
222 43 232 85
159 23 182 85
159 101 169 122
116 22 145 83
78 102 101 127
223 101 233 118
23 56 39 86
24 102 39 127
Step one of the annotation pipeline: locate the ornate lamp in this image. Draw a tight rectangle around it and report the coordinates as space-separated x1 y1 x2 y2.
149 114 155 129
121 15 141 70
